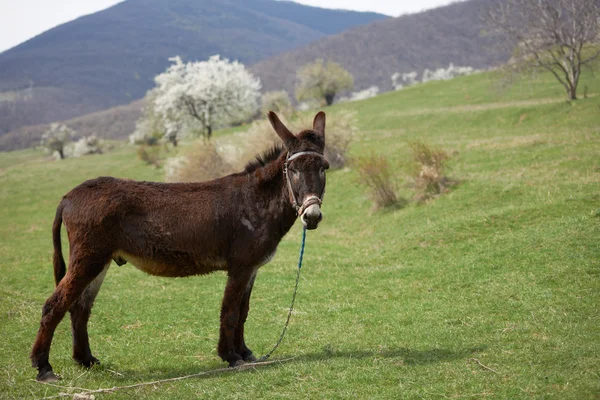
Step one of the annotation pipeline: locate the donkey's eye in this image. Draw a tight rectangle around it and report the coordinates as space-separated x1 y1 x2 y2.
289 169 300 178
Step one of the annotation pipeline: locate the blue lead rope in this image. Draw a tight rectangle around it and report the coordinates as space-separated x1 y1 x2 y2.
298 226 307 269
258 227 306 362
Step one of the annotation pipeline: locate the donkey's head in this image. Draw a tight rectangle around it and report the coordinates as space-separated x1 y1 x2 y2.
268 111 329 230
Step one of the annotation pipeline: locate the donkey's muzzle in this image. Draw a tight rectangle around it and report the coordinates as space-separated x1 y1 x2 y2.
301 204 322 230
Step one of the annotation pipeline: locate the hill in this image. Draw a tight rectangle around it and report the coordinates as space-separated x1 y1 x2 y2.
0 99 144 151
0 0 386 135
252 0 507 94
1 67 598 398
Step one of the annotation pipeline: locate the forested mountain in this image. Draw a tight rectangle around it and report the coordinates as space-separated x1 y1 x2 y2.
252 0 507 94
0 0 386 138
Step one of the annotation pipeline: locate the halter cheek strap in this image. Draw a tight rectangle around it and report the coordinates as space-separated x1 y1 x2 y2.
284 151 326 216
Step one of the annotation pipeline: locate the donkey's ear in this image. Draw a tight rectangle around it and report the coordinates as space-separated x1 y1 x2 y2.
268 111 298 149
313 111 326 138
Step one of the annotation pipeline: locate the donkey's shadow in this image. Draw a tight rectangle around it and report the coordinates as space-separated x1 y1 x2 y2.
104 344 487 383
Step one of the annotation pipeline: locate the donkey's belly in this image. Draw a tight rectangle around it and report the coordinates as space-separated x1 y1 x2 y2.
113 251 227 277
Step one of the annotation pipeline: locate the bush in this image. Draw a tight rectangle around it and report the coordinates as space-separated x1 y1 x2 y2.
261 90 293 117
409 141 453 201
318 110 357 169
69 135 103 157
164 140 233 182
355 153 402 210
137 145 161 167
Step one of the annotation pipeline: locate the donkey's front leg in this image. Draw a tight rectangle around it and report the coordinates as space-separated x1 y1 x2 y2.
234 273 257 362
218 270 253 367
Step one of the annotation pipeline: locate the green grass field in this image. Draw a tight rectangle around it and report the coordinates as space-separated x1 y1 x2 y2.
1 70 599 399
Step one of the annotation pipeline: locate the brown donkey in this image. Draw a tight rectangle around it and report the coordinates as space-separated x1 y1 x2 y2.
31 111 329 382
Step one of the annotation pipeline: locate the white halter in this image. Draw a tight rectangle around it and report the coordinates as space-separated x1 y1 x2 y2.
283 151 326 215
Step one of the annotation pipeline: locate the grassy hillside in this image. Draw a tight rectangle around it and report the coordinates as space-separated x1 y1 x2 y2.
0 70 599 399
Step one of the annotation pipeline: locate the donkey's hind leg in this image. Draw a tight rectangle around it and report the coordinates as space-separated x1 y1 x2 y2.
234 273 257 362
31 256 109 382
70 263 110 367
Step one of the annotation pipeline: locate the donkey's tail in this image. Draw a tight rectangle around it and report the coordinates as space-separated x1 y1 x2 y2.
52 200 67 286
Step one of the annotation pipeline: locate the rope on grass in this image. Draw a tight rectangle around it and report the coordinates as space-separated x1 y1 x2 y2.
468 358 499 374
36 357 296 399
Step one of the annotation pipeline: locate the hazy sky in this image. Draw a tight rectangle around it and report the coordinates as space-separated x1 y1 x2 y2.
0 0 458 53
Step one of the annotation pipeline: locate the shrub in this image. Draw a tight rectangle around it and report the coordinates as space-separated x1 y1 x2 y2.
261 90 293 117
137 145 161 167
164 140 233 182
409 141 453 201
69 135 103 157
318 110 357 169
355 153 402 210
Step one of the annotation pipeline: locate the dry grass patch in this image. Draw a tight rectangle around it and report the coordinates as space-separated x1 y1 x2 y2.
137 145 161 167
355 153 404 210
165 140 234 182
409 141 455 201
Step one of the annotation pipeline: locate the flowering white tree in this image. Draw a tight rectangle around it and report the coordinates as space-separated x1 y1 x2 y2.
153 55 261 140
391 64 477 89
422 63 476 83
391 71 417 90
337 86 379 103
130 89 167 145
41 123 75 159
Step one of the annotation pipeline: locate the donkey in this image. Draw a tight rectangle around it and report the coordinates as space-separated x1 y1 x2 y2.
30 111 329 382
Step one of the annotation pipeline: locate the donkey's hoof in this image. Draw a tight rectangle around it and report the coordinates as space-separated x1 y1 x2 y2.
243 353 257 363
37 370 60 383
229 359 245 368
75 356 100 368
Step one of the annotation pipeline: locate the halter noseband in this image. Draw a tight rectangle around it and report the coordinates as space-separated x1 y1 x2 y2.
284 151 326 216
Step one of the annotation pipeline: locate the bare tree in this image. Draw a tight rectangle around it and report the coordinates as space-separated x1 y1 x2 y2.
486 0 600 100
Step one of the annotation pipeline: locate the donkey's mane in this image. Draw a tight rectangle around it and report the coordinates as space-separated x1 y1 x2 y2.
244 145 285 173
